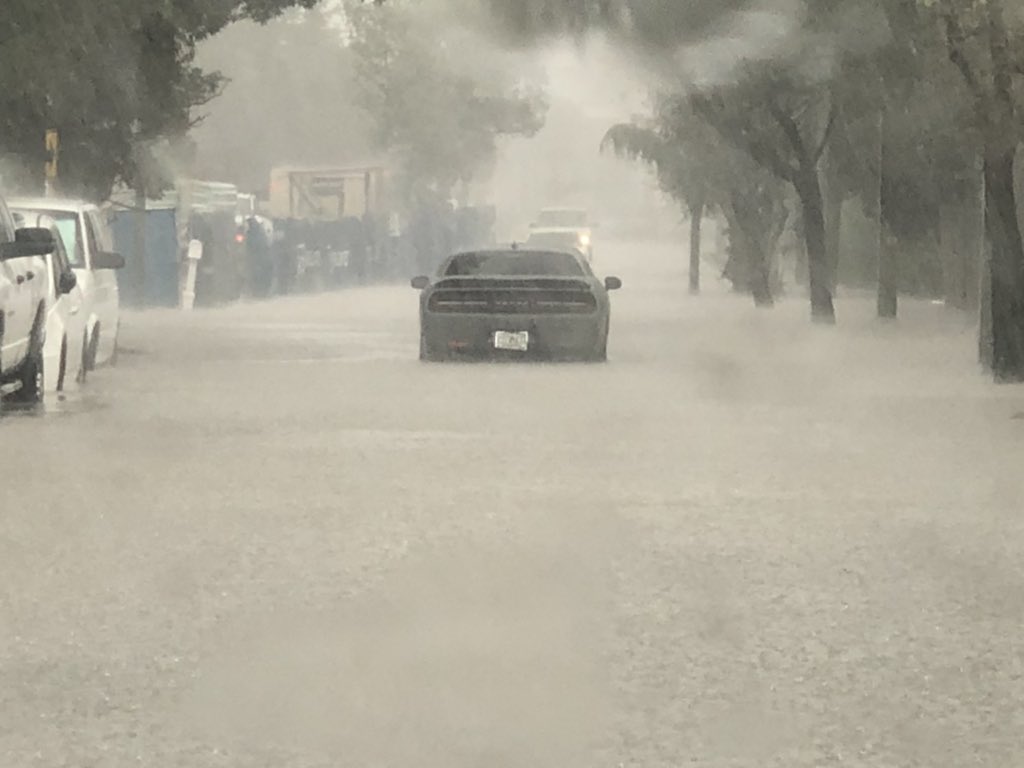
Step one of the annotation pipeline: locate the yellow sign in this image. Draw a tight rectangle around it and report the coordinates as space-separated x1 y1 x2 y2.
45 129 59 179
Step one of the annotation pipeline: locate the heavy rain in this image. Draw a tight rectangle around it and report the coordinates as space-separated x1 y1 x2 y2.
2 1 1024 767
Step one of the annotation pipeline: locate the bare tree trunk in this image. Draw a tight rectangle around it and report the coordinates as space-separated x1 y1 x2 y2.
727 196 774 308
796 167 835 322
749 246 775 307
974 0 1024 380
688 200 703 294
877 227 898 318
980 240 993 370
793 213 808 289
823 148 843 292
872 104 897 318
983 147 1024 380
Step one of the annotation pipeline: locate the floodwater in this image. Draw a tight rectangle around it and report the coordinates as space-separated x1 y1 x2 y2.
2 240 1024 767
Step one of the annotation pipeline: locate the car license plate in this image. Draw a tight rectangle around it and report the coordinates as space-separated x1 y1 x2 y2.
493 330 529 351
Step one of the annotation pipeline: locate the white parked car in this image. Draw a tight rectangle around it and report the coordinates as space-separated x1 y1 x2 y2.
0 195 58 407
13 211 86 392
10 198 124 370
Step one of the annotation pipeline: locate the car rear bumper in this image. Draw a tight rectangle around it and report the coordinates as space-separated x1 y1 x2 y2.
421 312 605 359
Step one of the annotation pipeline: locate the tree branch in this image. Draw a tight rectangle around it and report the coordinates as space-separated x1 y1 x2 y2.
767 97 807 162
812 101 839 165
941 8 981 94
745 136 800 184
691 95 800 183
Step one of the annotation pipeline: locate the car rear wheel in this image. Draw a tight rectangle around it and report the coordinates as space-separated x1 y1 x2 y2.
419 332 443 362
77 331 89 383
85 326 100 371
585 326 608 363
12 342 44 405
109 322 120 367
56 337 68 392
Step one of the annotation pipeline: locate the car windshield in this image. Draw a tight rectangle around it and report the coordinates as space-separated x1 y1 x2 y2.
16 209 83 267
537 209 587 227
443 250 585 277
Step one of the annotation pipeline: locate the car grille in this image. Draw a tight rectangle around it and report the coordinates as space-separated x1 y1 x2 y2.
427 285 598 315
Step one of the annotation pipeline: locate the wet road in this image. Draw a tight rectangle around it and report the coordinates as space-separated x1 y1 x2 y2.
2 241 1024 767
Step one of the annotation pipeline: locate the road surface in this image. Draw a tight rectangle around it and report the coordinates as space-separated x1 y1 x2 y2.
2 241 1023 767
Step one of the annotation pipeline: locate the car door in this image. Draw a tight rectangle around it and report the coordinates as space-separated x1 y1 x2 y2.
0 200 31 369
53 229 85 347
43 223 84 389
83 209 119 364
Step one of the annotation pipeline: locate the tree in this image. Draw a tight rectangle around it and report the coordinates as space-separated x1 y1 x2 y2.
345 0 547 203
926 0 1024 381
601 121 707 294
480 0 750 49
191 8 374 191
603 95 790 306
690 66 838 321
0 0 317 200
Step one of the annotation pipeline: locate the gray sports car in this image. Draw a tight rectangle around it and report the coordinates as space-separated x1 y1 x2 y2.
411 247 622 362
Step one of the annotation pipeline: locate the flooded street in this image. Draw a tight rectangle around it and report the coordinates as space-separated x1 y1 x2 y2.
3 240 1024 767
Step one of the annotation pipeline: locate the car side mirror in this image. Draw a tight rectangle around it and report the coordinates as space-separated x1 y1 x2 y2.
93 250 126 270
605 276 622 291
1 228 56 259
58 270 77 295
411 275 430 290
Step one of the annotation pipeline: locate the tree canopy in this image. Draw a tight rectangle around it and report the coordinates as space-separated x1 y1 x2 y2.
345 0 547 203
0 0 316 199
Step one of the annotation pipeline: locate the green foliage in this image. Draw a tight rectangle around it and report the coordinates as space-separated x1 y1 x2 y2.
346 0 547 201
602 92 791 299
0 0 316 200
480 0 748 48
191 9 374 191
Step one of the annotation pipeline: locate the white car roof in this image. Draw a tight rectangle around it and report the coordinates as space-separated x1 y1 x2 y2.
8 197 98 214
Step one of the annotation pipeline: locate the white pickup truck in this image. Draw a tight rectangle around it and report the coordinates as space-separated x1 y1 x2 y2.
0 194 58 408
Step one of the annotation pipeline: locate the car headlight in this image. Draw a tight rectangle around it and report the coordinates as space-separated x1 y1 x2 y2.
578 233 591 247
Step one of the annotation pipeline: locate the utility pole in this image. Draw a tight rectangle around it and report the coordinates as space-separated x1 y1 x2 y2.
44 129 59 197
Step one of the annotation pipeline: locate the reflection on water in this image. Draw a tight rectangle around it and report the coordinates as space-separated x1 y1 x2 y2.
1 389 110 419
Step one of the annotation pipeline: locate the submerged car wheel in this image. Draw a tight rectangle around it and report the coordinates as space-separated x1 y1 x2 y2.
77 330 89 383
56 337 68 392
85 326 100 371
583 324 608 363
109 322 120 367
12 343 44 405
419 331 443 362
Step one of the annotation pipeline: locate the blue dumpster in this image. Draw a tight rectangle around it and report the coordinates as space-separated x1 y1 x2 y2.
111 208 180 308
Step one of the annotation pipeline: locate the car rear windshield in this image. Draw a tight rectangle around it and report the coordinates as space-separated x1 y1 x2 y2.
537 209 587 227
444 251 585 277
